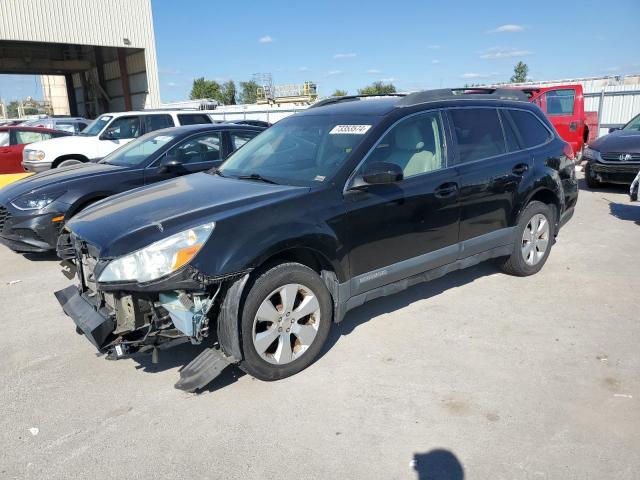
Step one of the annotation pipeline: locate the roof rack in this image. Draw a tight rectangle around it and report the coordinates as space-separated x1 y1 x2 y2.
308 93 406 109
396 88 529 107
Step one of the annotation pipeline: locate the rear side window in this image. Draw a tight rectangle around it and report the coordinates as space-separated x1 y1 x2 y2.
0 131 9 146
499 110 522 152
230 130 259 150
507 110 552 148
449 108 506 163
177 114 212 126
15 131 52 144
144 114 175 133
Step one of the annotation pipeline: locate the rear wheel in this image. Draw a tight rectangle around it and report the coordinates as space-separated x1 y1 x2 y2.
239 263 333 381
584 162 601 189
499 201 554 277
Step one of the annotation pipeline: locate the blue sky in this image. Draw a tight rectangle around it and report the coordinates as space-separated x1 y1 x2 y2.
1 0 639 103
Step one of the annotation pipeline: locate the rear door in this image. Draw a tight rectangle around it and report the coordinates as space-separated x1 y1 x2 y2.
144 131 223 183
449 107 532 252
531 86 582 154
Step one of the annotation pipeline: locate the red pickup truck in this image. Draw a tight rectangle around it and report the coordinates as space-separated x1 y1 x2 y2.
512 84 598 157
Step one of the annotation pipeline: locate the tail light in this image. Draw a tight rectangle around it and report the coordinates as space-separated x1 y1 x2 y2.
562 142 575 160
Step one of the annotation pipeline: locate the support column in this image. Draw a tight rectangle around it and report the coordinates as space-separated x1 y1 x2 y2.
117 48 132 111
64 73 78 117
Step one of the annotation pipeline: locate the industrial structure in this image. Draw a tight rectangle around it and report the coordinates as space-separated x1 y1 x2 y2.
0 0 160 118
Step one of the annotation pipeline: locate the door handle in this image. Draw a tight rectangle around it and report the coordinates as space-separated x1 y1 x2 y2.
0 148 10 154
434 182 459 198
569 121 578 131
512 163 529 176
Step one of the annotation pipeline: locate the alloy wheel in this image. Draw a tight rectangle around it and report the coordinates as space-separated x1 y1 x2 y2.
521 213 550 266
252 283 321 365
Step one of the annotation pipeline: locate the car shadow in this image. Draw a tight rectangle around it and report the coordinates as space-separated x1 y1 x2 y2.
577 177 628 194
412 449 464 480
128 262 497 394
318 262 498 361
608 201 640 225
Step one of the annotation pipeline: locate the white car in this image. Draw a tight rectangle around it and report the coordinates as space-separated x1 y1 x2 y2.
22 110 214 172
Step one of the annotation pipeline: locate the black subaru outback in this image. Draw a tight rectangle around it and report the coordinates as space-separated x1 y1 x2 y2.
55 88 578 390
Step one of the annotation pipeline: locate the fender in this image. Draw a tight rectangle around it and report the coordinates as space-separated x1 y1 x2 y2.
514 166 564 227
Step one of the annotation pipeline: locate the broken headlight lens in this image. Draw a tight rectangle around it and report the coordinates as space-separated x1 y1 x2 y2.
97 222 215 283
11 190 65 211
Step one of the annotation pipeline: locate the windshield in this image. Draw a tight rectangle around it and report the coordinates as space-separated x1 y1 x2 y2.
218 114 377 186
622 114 640 132
100 131 176 166
81 116 112 136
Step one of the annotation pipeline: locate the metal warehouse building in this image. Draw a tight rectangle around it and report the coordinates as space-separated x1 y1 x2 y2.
0 0 160 118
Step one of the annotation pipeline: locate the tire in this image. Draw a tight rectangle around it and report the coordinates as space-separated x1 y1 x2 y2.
499 201 554 277
56 158 84 168
584 162 601 189
239 262 333 381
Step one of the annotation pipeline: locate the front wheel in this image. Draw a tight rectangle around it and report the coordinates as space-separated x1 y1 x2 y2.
239 263 333 381
584 162 601 189
56 158 84 168
499 201 554 277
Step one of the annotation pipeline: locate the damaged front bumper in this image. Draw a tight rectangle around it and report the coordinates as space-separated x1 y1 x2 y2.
54 232 249 378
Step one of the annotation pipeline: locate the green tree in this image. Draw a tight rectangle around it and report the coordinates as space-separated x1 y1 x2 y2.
6 101 20 118
221 80 237 105
189 77 222 101
358 81 396 95
238 80 260 104
331 89 348 97
510 61 529 83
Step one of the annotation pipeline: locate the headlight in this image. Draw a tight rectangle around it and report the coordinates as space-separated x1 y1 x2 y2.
11 190 65 211
97 222 215 283
583 146 601 161
23 149 46 162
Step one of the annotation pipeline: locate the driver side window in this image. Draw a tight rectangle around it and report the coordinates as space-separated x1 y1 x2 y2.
105 116 142 140
166 132 221 164
358 111 445 179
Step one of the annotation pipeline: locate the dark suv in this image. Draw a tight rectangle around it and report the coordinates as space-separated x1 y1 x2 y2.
55 89 578 391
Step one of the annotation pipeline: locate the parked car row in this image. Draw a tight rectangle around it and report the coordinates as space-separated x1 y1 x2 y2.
0 123 263 252
0 88 580 391
0 125 72 174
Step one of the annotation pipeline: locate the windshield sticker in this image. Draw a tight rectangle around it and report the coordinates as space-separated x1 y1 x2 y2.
314 175 326 182
329 125 371 135
100 116 112 121
154 135 174 142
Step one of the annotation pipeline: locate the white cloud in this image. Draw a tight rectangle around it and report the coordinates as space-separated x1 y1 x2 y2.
259 35 273 44
326 70 343 76
381 77 396 82
432 59 440 64
159 67 181 75
333 53 357 59
461 72 501 79
480 47 532 59
428 45 441 50
488 24 526 33
166 81 181 88
366 69 381 74
298 66 310 72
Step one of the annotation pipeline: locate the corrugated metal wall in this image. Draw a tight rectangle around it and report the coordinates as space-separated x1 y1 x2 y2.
0 0 160 109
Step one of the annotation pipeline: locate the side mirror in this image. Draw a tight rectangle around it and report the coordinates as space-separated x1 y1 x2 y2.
100 128 117 140
359 162 404 186
609 127 621 133
158 155 182 173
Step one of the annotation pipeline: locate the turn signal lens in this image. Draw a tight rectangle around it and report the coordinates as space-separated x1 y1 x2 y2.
172 244 203 270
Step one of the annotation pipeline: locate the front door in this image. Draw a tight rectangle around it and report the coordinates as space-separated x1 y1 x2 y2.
531 86 582 154
97 116 142 158
344 111 460 295
0 130 22 174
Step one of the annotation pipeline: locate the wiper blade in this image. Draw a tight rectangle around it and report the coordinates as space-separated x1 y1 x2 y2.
237 173 279 184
